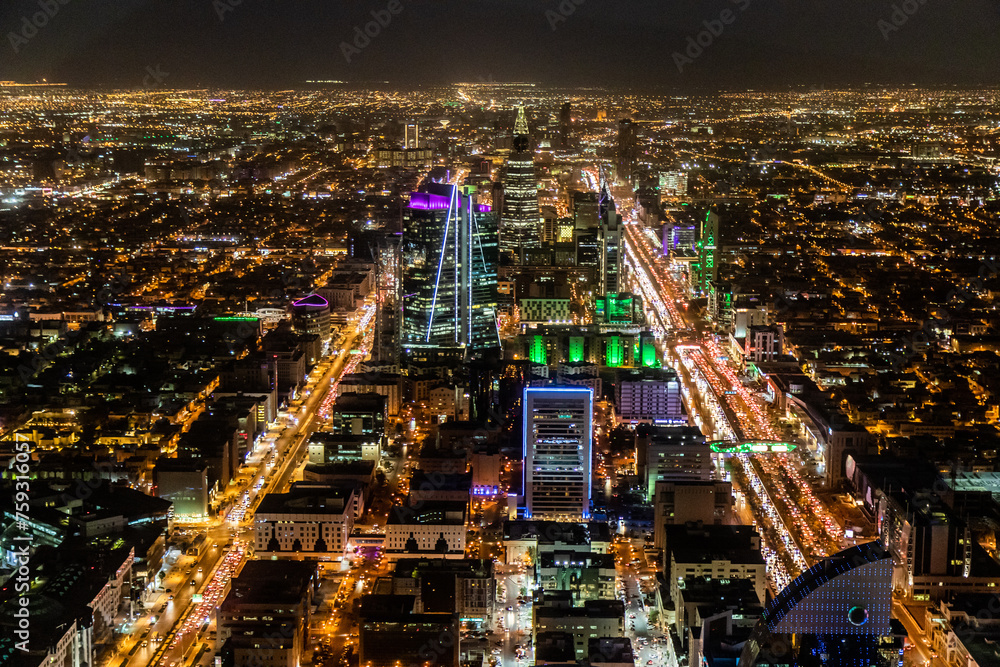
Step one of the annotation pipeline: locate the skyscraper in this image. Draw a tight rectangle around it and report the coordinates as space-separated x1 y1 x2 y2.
404 122 419 149
523 386 593 520
401 183 499 355
559 102 572 149
698 210 720 292
500 106 540 262
616 118 638 183
599 185 623 296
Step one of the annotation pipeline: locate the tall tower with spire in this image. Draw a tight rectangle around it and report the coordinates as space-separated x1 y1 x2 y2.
514 105 529 137
499 106 540 263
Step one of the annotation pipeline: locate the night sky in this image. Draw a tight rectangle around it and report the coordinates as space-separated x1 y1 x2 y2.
2 0 999 89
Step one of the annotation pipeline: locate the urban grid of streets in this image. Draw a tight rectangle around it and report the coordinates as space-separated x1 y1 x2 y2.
96 168 949 667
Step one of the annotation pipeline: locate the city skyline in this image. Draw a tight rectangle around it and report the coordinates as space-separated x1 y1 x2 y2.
3 39 1000 666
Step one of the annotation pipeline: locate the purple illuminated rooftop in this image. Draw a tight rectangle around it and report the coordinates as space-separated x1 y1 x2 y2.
292 294 330 309
408 192 451 210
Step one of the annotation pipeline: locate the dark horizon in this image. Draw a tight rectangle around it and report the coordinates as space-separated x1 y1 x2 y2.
2 0 999 90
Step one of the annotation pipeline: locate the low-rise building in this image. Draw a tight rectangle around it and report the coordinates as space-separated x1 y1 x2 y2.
385 501 467 561
615 368 685 425
588 637 635 667
652 481 734 554
253 483 359 561
503 520 612 566
638 426 713 500
216 560 318 667
533 596 625 660
389 558 495 627
338 372 402 416
538 551 616 604
662 522 766 605
359 594 459 667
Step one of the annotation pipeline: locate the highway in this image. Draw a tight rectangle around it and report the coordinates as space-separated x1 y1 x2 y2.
103 299 373 667
617 197 952 663
621 210 843 594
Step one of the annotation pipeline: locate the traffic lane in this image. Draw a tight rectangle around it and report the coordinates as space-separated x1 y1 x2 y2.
158 544 246 667
247 328 362 507
137 330 363 666
499 573 530 667
892 600 945 667
125 545 225 667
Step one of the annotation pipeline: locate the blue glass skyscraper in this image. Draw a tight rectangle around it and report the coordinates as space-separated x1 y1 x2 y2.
401 183 500 355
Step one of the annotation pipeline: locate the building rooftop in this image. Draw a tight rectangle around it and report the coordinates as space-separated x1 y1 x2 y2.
222 560 317 608
663 523 764 566
535 632 577 663
387 500 466 525
391 558 493 579
588 637 635 664
535 599 624 619
503 520 611 545
256 484 356 515
677 575 763 617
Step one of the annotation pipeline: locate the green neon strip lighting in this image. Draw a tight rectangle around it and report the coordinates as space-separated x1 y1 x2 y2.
708 441 797 453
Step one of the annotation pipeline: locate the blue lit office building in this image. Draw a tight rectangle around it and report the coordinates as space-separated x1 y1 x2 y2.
523 386 593 520
401 183 500 356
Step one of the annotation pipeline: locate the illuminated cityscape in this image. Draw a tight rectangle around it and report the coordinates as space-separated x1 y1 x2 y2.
2 5 1000 666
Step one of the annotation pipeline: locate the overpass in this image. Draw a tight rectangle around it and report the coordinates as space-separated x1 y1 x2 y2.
709 440 797 454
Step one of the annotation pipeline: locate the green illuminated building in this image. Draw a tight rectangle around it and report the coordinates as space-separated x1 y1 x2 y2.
529 335 548 365
606 336 624 367
698 210 720 292
595 292 642 325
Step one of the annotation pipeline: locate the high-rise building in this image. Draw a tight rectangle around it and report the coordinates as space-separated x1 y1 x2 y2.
291 293 331 340
598 186 623 296
523 386 593 520
698 210 720 292
615 119 638 183
739 541 895 667
500 106 540 261
401 183 499 355
572 191 599 230
404 122 419 149
559 102 572 149
659 170 688 198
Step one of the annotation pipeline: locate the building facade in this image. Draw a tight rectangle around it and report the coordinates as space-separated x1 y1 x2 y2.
402 184 499 355
523 386 593 520
253 484 358 560
500 106 540 260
